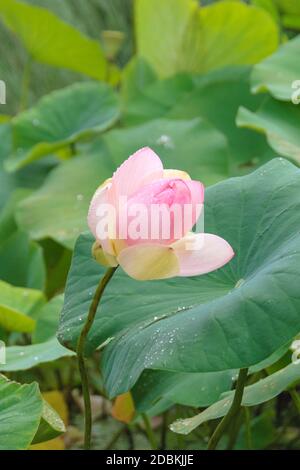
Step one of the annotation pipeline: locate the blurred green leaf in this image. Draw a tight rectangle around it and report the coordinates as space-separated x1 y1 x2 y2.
0 0 116 82
251 35 300 100
0 337 74 372
41 239 72 298
0 189 31 241
0 374 65 449
0 374 42 450
251 0 280 22
0 124 54 211
135 0 279 77
237 98 300 164
168 66 274 167
122 71 196 126
121 65 276 169
121 57 157 106
274 0 300 14
0 280 45 332
0 231 46 290
282 13 300 30
6 82 120 172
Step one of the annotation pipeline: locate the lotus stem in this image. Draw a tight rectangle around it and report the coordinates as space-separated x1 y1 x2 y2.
207 368 249 450
76 266 118 449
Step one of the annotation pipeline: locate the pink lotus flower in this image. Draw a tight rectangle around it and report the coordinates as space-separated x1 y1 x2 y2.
88 147 234 280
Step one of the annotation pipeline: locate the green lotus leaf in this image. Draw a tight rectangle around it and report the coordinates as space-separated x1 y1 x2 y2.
6 82 120 172
0 337 74 372
0 374 42 450
135 0 278 77
237 98 300 164
0 280 45 333
251 35 300 100
0 0 116 82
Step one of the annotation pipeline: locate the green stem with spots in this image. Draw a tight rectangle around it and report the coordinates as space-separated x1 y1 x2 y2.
207 368 249 450
76 266 118 449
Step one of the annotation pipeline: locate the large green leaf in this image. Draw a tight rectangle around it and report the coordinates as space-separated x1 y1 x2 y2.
170 360 300 434
58 159 300 399
0 374 65 449
0 374 42 450
251 35 300 101
17 118 230 248
6 82 120 172
135 0 278 77
237 98 300 164
0 280 45 332
0 337 74 372
0 0 114 82
17 148 113 249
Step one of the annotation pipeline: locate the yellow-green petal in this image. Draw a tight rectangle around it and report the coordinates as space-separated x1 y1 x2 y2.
117 244 179 281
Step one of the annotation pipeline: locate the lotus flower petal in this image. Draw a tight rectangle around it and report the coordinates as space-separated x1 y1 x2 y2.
117 244 180 280
109 147 164 202
172 232 234 277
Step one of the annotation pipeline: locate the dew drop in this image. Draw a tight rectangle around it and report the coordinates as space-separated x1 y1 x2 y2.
156 134 174 149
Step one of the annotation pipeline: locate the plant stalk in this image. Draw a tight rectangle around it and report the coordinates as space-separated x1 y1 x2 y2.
76 266 118 449
244 406 252 449
207 368 249 450
289 388 300 414
142 413 157 450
